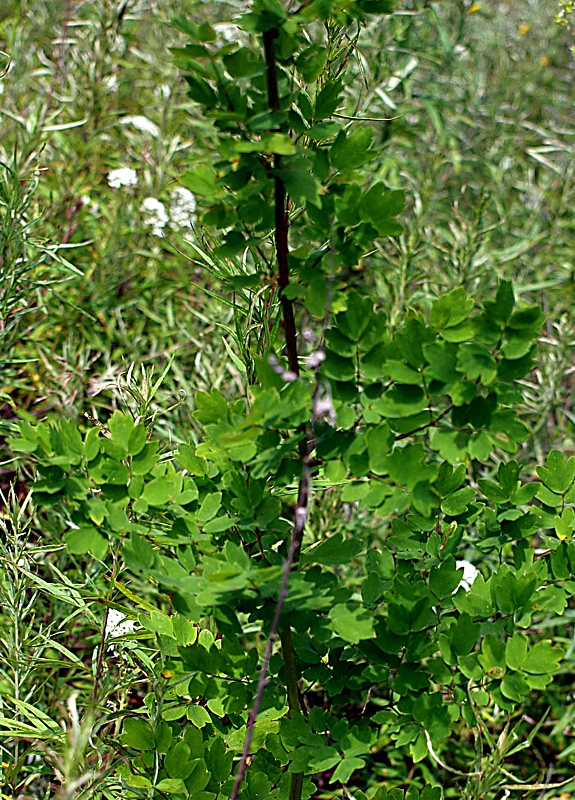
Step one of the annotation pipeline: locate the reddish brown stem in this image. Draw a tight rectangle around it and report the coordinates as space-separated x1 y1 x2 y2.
263 29 299 376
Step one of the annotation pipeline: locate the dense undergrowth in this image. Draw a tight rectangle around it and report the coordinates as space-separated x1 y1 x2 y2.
0 1 575 799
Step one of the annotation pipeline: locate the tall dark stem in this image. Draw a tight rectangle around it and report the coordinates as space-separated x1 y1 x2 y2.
263 29 299 376
228 29 308 800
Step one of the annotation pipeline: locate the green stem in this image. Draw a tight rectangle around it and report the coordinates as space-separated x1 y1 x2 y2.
280 627 305 800
280 627 301 713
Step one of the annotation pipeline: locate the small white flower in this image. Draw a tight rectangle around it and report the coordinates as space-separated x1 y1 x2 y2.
155 83 171 100
169 186 197 229
104 74 119 93
105 609 138 653
455 560 480 592
313 381 336 426
109 34 126 56
306 350 325 370
215 23 242 43
141 197 169 237
107 167 138 189
120 115 160 138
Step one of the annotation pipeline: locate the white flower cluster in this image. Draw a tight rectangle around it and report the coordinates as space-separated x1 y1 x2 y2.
215 23 242 43
105 609 138 654
107 167 138 189
141 197 169 237
120 115 160 138
140 187 197 238
169 186 197 228
455 560 479 592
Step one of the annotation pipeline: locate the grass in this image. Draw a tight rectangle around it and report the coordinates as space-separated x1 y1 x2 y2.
0 0 574 797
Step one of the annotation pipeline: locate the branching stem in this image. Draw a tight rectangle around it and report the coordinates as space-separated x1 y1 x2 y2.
230 29 309 800
229 452 311 800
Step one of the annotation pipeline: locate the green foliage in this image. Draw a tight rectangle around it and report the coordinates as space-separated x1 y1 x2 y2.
9 290 572 796
2 1 575 799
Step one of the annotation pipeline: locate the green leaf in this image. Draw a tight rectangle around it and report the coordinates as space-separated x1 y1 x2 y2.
108 411 134 450
430 288 473 329
223 47 262 78
165 741 195 779
139 610 174 637
501 672 530 702
314 79 344 120
185 74 217 106
456 343 497 384
435 462 466 497
359 184 405 233
478 633 505 671
65 527 108 560
236 133 296 155
279 156 321 206
187 705 212 728
449 612 480 656
358 0 395 12
121 717 155 751
373 385 428 418
328 604 375 644
131 442 160 475
302 533 364 565
124 775 152 789
329 127 376 171
483 280 514 322
329 756 365 784
336 291 373 341
429 557 462 599
142 475 181 507
155 778 187 794
197 492 222 523
440 487 476 516
180 166 222 200
554 506 575 540
296 42 328 82
522 640 563 675
128 424 147 456
172 615 198 646
505 632 528 671
536 450 575 494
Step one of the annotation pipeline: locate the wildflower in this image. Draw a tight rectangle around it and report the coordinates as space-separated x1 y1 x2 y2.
105 609 138 653
268 353 298 383
104 74 119 93
169 186 197 229
155 84 171 100
305 350 325 370
108 33 126 55
518 23 531 35
107 167 138 189
120 115 160 138
215 23 242 43
468 3 481 12
540 55 551 66
455 560 479 592
313 381 337 427
141 197 169 237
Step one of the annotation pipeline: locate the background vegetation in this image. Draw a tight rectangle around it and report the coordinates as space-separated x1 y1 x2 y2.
0 0 574 798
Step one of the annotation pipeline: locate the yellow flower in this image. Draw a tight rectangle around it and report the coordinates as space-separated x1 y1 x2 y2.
539 55 551 66
519 23 531 35
468 2 481 11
